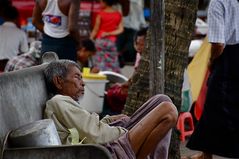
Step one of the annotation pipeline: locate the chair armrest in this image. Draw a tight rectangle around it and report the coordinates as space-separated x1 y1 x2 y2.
2 144 111 159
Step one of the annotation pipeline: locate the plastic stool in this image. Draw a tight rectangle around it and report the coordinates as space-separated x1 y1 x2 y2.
176 112 194 142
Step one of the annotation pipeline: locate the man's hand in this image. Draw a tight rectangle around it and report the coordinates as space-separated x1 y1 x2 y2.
110 114 128 122
209 43 224 71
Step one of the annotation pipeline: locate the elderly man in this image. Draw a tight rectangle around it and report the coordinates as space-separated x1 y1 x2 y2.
44 60 178 159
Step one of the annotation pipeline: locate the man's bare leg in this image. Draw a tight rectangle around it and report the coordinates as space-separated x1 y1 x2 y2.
128 102 178 159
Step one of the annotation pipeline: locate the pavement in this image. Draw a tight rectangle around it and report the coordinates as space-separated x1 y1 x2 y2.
180 139 198 158
180 139 229 159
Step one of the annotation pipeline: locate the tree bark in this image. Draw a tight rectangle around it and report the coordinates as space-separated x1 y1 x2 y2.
123 0 198 158
149 0 165 96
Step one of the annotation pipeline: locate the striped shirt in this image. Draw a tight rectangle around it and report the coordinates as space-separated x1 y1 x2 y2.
208 0 239 45
4 53 39 72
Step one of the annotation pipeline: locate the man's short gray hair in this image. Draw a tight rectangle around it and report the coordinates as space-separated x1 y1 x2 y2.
44 60 81 94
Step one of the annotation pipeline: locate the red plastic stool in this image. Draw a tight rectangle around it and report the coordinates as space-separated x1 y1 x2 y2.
176 112 194 142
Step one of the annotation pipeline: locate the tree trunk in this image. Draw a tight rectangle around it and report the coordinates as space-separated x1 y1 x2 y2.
149 0 165 96
123 0 198 158
165 1 198 158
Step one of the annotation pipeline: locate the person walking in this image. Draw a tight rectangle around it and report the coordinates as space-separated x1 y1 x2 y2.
186 0 239 158
32 0 80 61
0 5 28 61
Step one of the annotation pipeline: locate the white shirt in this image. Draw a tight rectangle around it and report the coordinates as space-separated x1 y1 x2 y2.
123 0 147 30
0 22 28 60
208 0 239 45
42 0 69 38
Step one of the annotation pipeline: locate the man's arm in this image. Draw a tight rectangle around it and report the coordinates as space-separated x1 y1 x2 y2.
68 0 80 48
32 0 44 33
209 43 224 70
90 14 101 40
207 0 225 70
45 96 127 144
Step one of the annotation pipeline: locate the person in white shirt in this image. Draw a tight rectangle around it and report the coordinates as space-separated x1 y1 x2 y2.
32 0 80 62
187 0 239 158
0 5 28 61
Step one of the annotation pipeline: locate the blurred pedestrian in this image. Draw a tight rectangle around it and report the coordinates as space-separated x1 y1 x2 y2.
0 5 28 61
77 39 99 73
187 0 239 158
32 0 80 61
90 0 123 73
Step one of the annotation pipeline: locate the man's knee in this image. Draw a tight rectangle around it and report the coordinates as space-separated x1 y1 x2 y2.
148 94 178 125
151 94 172 103
159 101 178 126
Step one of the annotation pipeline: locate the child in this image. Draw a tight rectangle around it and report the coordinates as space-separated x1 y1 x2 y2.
77 39 99 73
90 0 123 73
105 27 148 114
134 27 148 70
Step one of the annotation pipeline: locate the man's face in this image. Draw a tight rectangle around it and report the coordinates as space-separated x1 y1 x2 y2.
134 36 145 53
59 66 85 101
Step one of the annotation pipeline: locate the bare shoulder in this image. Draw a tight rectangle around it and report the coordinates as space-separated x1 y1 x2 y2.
58 0 76 14
35 0 47 10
